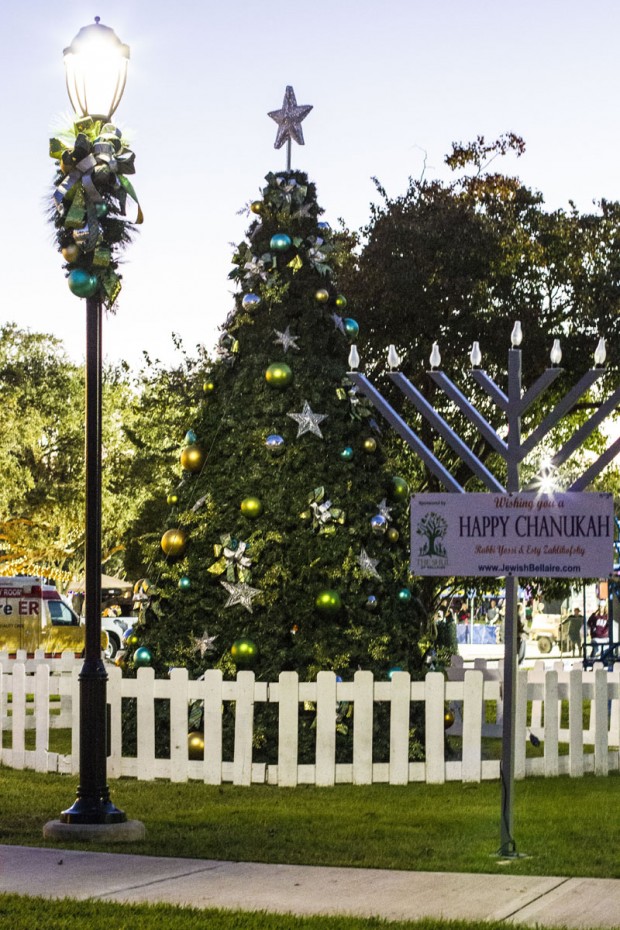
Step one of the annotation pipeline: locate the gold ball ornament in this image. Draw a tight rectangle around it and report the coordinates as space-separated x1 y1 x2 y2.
363 438 377 454
387 528 400 543
180 444 205 473
240 496 263 518
167 493 178 506
250 200 264 215
161 528 188 558
265 362 293 389
444 709 455 729
203 380 216 394
61 243 80 263
315 288 330 304
188 730 205 760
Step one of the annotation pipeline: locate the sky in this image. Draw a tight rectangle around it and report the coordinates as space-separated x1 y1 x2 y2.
2 0 620 371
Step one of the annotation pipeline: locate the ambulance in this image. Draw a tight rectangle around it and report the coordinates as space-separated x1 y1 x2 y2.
0 576 108 656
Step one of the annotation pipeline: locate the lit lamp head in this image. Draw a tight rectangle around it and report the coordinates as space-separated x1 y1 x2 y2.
64 17 130 120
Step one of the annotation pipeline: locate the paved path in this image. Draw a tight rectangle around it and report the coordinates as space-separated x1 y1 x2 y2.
0 844 618 928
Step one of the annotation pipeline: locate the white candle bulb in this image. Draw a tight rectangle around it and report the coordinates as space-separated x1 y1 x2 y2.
470 341 482 367
594 337 606 367
387 344 401 370
550 339 562 366
511 321 523 347
429 342 441 369
348 344 360 370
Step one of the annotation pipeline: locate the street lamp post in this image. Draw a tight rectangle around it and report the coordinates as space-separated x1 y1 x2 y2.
44 19 143 839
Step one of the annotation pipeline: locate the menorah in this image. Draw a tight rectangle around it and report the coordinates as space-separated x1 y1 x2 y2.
348 324 620 857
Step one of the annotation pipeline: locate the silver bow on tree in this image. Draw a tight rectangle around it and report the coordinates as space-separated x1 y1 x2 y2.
308 487 345 535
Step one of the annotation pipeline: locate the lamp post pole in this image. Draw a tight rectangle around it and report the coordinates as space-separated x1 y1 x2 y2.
44 19 143 838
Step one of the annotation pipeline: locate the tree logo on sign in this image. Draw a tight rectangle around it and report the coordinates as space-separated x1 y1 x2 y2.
416 511 448 561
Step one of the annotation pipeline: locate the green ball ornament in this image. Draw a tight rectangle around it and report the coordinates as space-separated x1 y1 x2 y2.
231 637 258 668
188 730 205 760
335 294 347 310
315 288 330 304
397 587 412 603
240 496 263 518
178 576 191 591
340 446 354 462
133 646 152 667
315 589 342 613
68 269 98 298
343 318 359 339
95 202 109 218
391 476 410 502
125 631 139 648
166 493 178 506
203 380 216 394
265 362 293 389
270 232 292 251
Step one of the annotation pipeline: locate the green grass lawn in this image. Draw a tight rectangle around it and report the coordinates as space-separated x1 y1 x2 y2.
0 766 618 878
0 893 596 930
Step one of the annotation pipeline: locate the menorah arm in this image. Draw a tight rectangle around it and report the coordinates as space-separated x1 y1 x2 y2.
348 372 464 492
431 371 508 457
471 369 509 412
391 372 505 492
519 368 563 414
545 384 620 471
567 434 620 491
519 369 603 460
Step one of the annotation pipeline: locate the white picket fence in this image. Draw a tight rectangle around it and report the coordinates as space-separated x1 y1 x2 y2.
0 651 618 785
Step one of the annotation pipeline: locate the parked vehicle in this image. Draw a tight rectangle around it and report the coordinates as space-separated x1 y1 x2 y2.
0 576 108 656
529 609 566 654
100 614 131 659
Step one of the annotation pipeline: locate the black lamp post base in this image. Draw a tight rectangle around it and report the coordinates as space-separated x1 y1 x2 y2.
60 795 127 825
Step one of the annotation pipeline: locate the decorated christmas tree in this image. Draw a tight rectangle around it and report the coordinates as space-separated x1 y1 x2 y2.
134 88 427 686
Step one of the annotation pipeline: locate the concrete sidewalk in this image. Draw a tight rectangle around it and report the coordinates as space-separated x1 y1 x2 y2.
0 844 618 928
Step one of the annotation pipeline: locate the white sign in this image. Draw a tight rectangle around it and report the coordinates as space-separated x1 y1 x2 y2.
410 492 614 578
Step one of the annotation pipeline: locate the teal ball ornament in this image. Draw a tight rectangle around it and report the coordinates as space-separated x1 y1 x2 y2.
133 646 152 667
242 293 261 311
185 429 197 444
343 318 359 340
178 576 191 591
391 476 410 502
315 589 342 613
231 637 258 668
265 362 293 389
371 514 387 535
387 666 403 680
317 221 331 233
95 202 109 218
68 269 98 298
266 434 285 455
270 232 292 251
398 587 412 603
340 446 354 462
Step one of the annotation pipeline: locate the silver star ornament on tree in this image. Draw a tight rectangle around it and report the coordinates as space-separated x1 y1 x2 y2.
273 326 300 353
268 85 313 149
220 581 261 613
287 401 328 438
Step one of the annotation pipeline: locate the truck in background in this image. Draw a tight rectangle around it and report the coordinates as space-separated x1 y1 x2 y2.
0 576 108 656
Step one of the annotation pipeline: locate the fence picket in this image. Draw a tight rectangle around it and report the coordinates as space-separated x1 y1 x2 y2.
593 668 609 776
461 671 483 782
568 669 584 777
202 669 223 785
136 667 156 780
514 668 528 780
277 672 299 787
352 670 373 785
169 668 189 782
389 671 411 785
424 672 445 784
11 663 26 769
233 671 255 786
316 671 336 786
34 666 50 773
543 670 559 777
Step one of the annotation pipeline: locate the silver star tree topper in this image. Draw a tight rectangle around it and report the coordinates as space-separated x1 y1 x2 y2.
268 85 313 170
